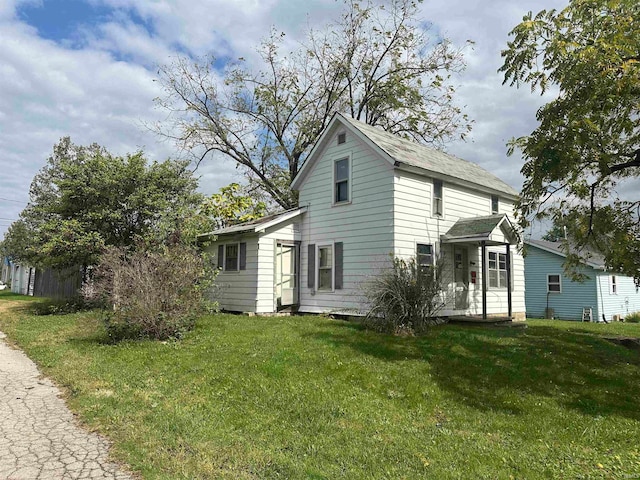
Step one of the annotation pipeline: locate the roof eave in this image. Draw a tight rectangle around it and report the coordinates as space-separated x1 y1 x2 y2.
524 241 605 270
394 162 520 201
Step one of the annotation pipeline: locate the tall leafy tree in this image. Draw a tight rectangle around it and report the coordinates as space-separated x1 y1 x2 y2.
0 220 32 263
201 183 267 230
500 0 640 281
155 0 472 210
17 137 204 269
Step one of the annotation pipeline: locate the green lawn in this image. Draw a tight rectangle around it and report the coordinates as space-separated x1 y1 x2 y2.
1 292 640 479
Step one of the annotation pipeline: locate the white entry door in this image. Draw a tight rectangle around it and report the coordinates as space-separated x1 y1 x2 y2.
276 243 298 308
454 246 469 310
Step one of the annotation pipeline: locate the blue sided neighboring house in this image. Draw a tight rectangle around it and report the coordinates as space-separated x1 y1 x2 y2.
524 239 640 322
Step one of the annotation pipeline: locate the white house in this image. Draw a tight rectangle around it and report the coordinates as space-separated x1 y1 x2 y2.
203 113 525 319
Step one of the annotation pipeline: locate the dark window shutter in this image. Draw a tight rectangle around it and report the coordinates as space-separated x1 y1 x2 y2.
308 244 315 289
239 242 247 270
335 242 343 289
217 244 224 269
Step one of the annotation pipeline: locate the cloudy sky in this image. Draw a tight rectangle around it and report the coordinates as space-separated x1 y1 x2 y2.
0 0 566 239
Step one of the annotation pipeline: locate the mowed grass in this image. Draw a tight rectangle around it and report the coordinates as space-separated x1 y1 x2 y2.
1 293 640 479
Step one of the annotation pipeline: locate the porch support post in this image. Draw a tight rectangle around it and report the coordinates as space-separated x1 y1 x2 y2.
481 240 487 320
506 243 512 319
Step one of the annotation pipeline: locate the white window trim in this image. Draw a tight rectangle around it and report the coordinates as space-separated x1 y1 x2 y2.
610 275 617 295
487 251 509 290
222 242 240 272
432 178 444 218
416 242 434 270
547 274 562 293
491 195 499 214
316 242 335 292
332 154 352 206
337 131 347 145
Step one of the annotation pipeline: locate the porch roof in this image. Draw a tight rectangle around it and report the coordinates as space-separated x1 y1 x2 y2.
441 214 519 245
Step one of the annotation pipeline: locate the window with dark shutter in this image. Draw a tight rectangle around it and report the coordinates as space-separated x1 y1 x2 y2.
308 244 315 289
335 242 343 289
217 245 224 269
239 242 247 270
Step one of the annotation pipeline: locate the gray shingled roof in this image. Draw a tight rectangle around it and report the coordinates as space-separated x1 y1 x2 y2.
444 214 506 240
200 208 304 237
341 114 519 197
525 239 606 269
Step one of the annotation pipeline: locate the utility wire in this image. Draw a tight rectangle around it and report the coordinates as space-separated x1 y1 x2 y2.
0 196 26 204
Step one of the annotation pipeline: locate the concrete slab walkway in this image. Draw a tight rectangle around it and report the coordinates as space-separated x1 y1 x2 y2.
0 331 134 479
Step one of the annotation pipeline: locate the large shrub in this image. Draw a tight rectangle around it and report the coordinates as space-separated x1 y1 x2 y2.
363 256 446 335
85 244 215 341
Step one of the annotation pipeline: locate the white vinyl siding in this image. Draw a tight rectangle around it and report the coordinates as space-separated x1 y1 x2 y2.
206 236 259 312
393 170 525 317
298 123 394 314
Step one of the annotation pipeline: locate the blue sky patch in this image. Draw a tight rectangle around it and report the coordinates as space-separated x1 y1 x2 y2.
17 0 155 48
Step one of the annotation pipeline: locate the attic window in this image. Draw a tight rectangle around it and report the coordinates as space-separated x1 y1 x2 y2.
337 132 346 145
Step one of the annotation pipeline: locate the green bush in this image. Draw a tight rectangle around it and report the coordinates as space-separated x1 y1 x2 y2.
85 244 216 341
363 256 446 335
30 297 90 316
624 311 640 323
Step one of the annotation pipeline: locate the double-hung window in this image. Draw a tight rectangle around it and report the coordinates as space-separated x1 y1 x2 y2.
217 242 246 272
488 252 507 288
334 158 350 203
433 179 443 217
491 195 499 214
417 243 434 273
547 274 561 293
318 245 333 290
610 275 617 294
225 244 239 271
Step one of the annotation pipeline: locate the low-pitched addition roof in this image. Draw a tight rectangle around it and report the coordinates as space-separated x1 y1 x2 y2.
442 214 519 245
291 113 519 199
199 207 306 237
525 239 606 269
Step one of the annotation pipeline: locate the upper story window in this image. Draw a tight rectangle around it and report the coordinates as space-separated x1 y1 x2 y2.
334 157 350 203
433 179 443 217
488 252 507 288
491 195 499 214
547 274 561 293
610 275 617 294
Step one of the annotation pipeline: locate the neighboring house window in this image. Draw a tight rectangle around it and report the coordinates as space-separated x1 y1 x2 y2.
337 132 346 145
547 274 561 293
417 243 433 272
433 179 443 217
491 195 499 214
334 158 350 203
318 245 333 290
488 252 507 288
610 275 617 294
